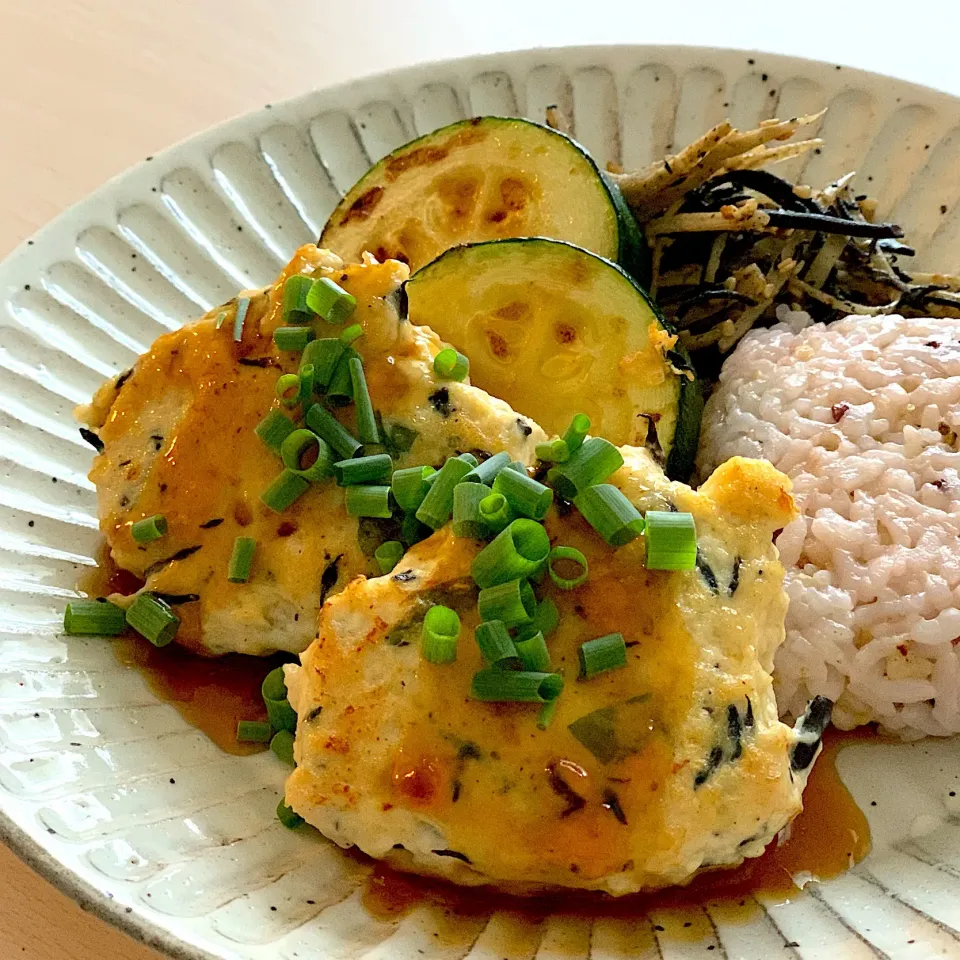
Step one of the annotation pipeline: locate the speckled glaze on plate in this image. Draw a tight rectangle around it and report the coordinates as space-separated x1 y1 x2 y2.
1 44 959 960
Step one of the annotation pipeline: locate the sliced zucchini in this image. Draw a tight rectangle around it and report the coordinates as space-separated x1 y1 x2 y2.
404 238 699 479
321 116 647 283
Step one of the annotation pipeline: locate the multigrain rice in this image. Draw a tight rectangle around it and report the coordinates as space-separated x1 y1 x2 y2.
698 308 960 739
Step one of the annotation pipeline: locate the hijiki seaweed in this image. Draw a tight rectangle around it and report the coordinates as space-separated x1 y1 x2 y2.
547 109 960 380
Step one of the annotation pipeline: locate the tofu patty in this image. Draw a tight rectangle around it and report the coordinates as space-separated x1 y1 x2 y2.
79 246 544 655
284 452 821 894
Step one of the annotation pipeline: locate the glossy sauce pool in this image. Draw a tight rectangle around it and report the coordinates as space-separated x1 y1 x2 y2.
83 549 290 757
86 552 871 920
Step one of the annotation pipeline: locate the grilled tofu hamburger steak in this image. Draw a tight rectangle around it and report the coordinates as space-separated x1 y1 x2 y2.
284 450 830 893
77 245 545 655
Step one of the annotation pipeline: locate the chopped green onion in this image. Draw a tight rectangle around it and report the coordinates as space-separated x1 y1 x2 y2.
274 326 314 352
471 519 550 589
474 620 517 666
567 695 652 763
575 484 645 547
385 422 418 454
421 605 460 664
457 452 479 468
513 621 540 641
433 347 469 381
562 413 591 455
547 436 623 500
283 274 315 324
334 453 392 486
227 536 257 583
294 439 334 482
306 276 356 324
63 599 126 636
391 465 435 513
471 669 563 703
478 577 536 627
275 373 301 408
270 729 296 765
131 514 167 544
281 428 320 471
348 356 379 445
344 484 393 519
255 409 295 455
301 338 344 390
265 698 297 732
515 630 551 672
492 468 553 521
462 451 511 485
298 363 316 407
452 482 489 539
340 323 363 345
579 632 627 679
478 492 513 534
535 439 570 463
262 667 297 732
214 310 227 329
233 296 250 342
531 597 560 638
260 468 310 512
236 720 272 743
304 404 362 460
644 511 697 571
126 593 179 647
537 697 560 730
277 799 304 829
375 540 405 574
547 546 589 590
415 456 473 529
262 665 287 701
326 347 357 403
400 511 431 547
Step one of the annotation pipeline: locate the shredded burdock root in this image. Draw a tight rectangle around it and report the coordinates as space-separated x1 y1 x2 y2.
539 107 960 366
544 104 573 136
597 111 960 367
612 113 825 217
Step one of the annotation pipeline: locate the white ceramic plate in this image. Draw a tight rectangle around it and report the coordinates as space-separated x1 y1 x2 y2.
1 44 960 960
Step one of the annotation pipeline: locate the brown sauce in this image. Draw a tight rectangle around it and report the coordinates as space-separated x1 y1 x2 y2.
111 635 288 756
82 547 871 917
361 728 872 922
82 546 289 757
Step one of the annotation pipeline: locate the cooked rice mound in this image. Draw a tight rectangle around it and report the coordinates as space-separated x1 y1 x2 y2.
698 309 960 738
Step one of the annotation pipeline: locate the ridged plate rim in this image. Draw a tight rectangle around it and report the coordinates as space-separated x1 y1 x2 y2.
2 42 960 960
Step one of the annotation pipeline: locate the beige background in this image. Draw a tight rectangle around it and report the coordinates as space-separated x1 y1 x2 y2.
0 0 951 956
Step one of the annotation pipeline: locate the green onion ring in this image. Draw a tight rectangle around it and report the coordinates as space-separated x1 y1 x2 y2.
547 546 589 590
275 373 301 408
281 428 321 472
421 605 460 664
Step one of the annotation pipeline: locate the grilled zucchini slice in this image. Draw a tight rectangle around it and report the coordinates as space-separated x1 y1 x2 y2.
321 116 647 282
404 238 700 479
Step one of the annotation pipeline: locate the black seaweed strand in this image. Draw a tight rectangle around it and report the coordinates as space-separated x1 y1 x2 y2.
695 550 720 594
79 428 104 453
601 788 628 825
319 553 343 606
728 556 742 596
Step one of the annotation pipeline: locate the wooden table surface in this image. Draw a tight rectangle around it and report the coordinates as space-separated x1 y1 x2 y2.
0 1 953 956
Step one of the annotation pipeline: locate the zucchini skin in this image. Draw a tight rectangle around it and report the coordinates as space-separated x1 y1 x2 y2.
602 172 650 288
321 115 650 286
